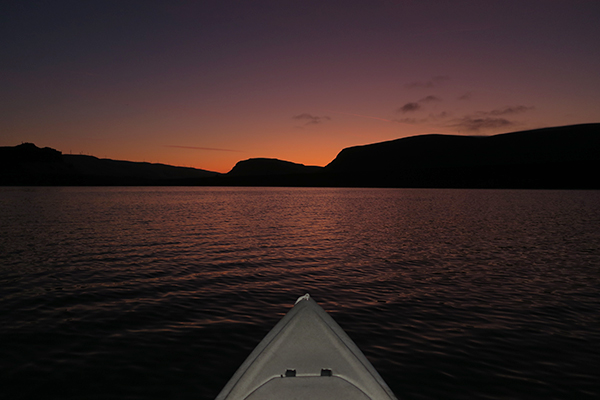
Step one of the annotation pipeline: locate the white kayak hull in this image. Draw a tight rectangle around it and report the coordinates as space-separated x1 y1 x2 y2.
216 294 397 400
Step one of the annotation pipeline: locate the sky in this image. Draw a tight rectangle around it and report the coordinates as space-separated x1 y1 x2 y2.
1 0 599 173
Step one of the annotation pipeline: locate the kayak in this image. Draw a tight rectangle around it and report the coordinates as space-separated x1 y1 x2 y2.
216 294 397 400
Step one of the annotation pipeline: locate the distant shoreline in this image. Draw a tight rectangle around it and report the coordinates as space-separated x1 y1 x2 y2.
2 123 599 189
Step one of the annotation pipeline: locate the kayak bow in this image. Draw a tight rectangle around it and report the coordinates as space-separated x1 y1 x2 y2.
216 294 397 400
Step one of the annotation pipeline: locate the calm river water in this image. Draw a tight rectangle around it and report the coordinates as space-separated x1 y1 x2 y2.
1 187 599 399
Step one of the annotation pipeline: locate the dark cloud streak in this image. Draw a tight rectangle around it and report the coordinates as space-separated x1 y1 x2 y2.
419 95 442 103
164 145 242 152
488 105 534 116
398 102 421 113
293 113 331 125
393 111 451 125
397 95 442 114
393 117 420 124
448 117 515 132
447 105 534 132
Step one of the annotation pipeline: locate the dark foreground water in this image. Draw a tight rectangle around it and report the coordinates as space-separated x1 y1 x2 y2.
1 187 599 400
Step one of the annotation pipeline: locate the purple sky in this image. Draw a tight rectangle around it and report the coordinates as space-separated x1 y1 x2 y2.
2 0 599 172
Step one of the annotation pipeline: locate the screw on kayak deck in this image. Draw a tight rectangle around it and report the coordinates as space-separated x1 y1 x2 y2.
284 369 296 377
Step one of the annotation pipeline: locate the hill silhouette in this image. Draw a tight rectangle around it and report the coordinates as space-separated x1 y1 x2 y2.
0 143 74 185
321 123 599 188
2 123 599 188
64 155 218 181
227 158 322 176
210 158 323 186
0 143 219 185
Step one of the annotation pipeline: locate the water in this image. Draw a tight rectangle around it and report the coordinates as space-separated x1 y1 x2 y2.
1 187 599 400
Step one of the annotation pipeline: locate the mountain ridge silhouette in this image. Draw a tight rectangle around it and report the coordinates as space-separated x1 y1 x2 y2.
227 158 322 177
2 123 598 188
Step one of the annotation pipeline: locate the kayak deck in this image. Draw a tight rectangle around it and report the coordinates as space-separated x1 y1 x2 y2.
216 294 397 400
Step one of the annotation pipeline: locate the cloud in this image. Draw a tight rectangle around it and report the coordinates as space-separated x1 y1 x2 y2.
488 105 534 116
447 116 516 132
419 95 442 103
404 75 450 89
447 105 534 132
397 95 441 114
393 117 420 124
293 113 331 125
457 92 472 100
430 111 450 120
393 111 451 125
164 145 242 152
398 102 421 113
326 110 392 122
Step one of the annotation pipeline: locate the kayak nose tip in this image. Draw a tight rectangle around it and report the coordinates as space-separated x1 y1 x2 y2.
295 293 310 304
